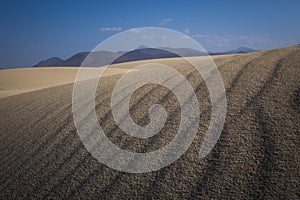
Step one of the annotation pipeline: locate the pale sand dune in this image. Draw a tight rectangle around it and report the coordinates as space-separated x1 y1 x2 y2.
0 67 132 98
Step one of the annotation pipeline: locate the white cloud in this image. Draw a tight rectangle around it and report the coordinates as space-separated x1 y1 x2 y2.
184 29 190 34
100 27 122 32
158 18 173 26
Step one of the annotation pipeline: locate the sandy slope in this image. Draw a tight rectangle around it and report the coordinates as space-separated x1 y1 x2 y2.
0 67 133 98
0 46 299 199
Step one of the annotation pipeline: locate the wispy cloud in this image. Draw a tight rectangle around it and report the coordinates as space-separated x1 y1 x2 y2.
158 18 173 26
184 29 190 34
100 27 122 32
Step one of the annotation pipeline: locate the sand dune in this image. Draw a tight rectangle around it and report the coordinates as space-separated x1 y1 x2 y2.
0 67 134 98
0 46 299 198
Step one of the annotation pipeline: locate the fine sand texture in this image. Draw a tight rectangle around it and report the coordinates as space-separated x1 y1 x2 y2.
0 67 132 98
0 46 299 199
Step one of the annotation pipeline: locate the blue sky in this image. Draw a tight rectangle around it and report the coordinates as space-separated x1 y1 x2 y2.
0 0 299 68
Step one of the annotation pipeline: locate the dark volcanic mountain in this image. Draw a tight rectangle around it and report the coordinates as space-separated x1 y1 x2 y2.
112 48 180 64
33 46 257 67
224 47 257 54
33 47 205 67
34 57 64 67
33 51 123 67
210 47 257 55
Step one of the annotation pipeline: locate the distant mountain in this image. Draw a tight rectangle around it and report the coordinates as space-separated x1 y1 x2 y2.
34 57 64 67
33 47 205 67
63 52 90 66
210 47 257 55
34 52 123 67
112 48 181 64
224 47 257 54
33 46 257 67
160 47 207 57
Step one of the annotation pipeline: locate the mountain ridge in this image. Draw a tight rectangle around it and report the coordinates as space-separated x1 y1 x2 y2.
33 46 257 67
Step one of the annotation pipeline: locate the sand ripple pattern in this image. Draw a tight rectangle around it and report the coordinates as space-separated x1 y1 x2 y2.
0 46 299 199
